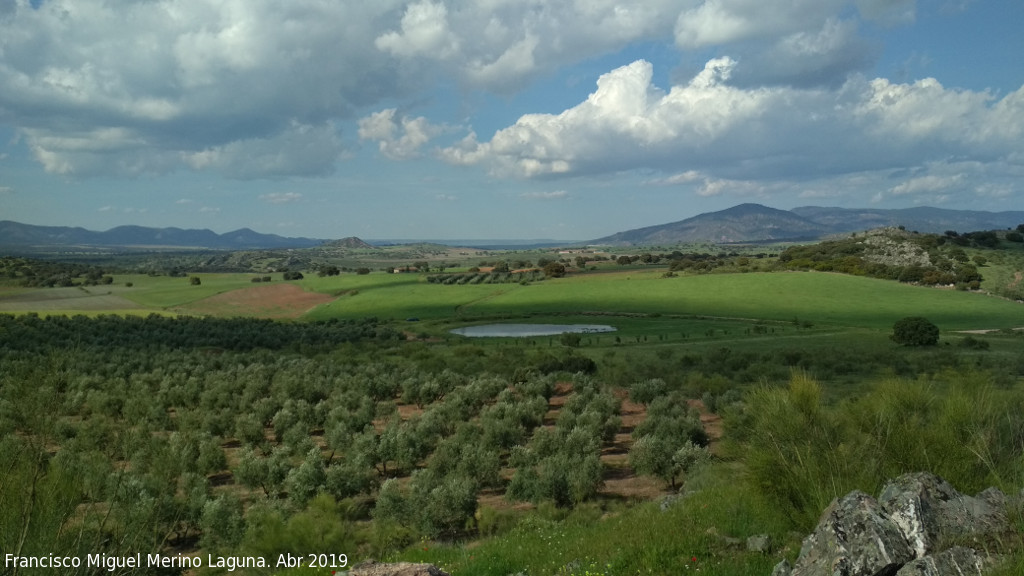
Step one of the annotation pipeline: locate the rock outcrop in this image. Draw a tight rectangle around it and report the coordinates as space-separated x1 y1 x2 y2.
792 490 915 576
780 473 1011 576
880 473 1009 558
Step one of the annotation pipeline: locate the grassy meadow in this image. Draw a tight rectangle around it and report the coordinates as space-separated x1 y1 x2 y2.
298 269 1024 333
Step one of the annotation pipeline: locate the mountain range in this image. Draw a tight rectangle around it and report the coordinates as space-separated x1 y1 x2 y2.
0 220 323 250
592 204 1024 245
3 204 1024 251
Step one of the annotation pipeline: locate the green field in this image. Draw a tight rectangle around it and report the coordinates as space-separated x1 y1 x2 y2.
300 270 1023 331
0 273 288 315
3 269 1022 335
118 273 274 308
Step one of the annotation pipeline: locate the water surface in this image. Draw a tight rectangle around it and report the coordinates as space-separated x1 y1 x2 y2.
450 323 616 338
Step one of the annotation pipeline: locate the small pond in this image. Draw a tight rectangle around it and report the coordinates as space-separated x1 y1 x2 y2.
450 323 617 338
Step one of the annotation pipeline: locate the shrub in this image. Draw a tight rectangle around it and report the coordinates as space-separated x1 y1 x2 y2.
958 335 990 350
891 316 939 346
559 332 582 347
475 505 519 536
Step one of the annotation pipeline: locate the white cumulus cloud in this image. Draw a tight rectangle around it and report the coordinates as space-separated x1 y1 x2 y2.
259 192 304 204
376 1 460 60
520 190 570 200
375 0 685 93
0 0 996 188
0 0 400 178
441 58 1024 190
674 0 846 48
358 109 443 160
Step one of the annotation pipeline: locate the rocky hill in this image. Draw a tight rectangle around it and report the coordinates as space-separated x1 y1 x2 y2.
322 236 375 249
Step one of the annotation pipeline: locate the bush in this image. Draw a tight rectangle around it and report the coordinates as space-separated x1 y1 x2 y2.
891 316 939 346
559 332 582 347
543 261 566 278
958 335 990 350
475 505 519 536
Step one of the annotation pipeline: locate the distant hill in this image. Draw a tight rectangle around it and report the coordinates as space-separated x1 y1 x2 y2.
592 204 1024 245
322 236 375 249
593 204 828 245
789 206 1024 235
0 221 323 250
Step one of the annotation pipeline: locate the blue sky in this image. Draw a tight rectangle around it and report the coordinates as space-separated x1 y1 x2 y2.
1 0 1022 241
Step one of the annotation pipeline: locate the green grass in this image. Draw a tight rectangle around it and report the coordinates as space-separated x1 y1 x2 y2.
273 463 792 576
0 309 177 318
116 273 274 308
300 270 1024 331
0 273 299 315
300 274 509 322
5 269 1022 334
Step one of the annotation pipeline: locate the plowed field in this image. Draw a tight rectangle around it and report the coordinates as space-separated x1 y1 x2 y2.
179 283 335 318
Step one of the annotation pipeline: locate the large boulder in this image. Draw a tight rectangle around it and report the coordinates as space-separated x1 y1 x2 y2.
879 472 1009 558
782 473 1011 576
791 491 915 576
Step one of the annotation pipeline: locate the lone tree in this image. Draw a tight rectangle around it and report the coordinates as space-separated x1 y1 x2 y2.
542 261 566 278
891 316 939 346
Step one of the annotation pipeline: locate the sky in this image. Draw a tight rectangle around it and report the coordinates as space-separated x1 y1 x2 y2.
0 0 1022 241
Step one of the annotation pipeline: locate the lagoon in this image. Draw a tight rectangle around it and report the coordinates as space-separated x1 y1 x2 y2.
450 323 617 338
